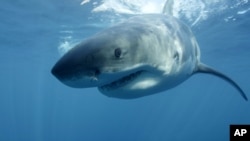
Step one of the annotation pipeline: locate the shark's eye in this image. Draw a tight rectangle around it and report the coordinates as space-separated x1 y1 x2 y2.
114 48 122 58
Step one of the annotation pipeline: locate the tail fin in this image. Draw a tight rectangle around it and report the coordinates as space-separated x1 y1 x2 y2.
195 63 248 101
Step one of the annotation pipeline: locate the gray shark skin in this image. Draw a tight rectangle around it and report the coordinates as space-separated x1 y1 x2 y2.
51 14 247 101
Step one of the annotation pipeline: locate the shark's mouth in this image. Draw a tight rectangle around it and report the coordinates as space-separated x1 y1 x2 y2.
99 71 144 91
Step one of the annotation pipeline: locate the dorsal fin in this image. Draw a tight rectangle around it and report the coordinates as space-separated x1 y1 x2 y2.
162 0 174 15
195 63 248 101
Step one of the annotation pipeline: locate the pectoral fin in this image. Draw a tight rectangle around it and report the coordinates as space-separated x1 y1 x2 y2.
195 63 248 101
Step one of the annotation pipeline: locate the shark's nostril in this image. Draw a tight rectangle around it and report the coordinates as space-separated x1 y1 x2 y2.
86 69 100 78
85 69 100 81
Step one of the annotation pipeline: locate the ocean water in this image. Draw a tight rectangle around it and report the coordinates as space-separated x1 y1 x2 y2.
0 0 250 141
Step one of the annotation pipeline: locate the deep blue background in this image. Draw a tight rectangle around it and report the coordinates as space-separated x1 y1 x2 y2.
0 0 250 141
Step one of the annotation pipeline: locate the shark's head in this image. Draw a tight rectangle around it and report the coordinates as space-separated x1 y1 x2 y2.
51 25 164 98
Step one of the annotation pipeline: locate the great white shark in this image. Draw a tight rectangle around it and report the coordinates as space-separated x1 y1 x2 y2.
51 1 248 101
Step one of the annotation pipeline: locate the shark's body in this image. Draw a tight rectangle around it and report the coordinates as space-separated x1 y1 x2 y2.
51 14 247 100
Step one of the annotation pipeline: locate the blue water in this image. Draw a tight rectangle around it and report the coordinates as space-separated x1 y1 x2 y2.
1 0 250 141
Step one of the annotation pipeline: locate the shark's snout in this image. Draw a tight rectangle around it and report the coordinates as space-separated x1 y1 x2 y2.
51 63 101 88
51 50 102 88
51 62 73 81
51 64 60 79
